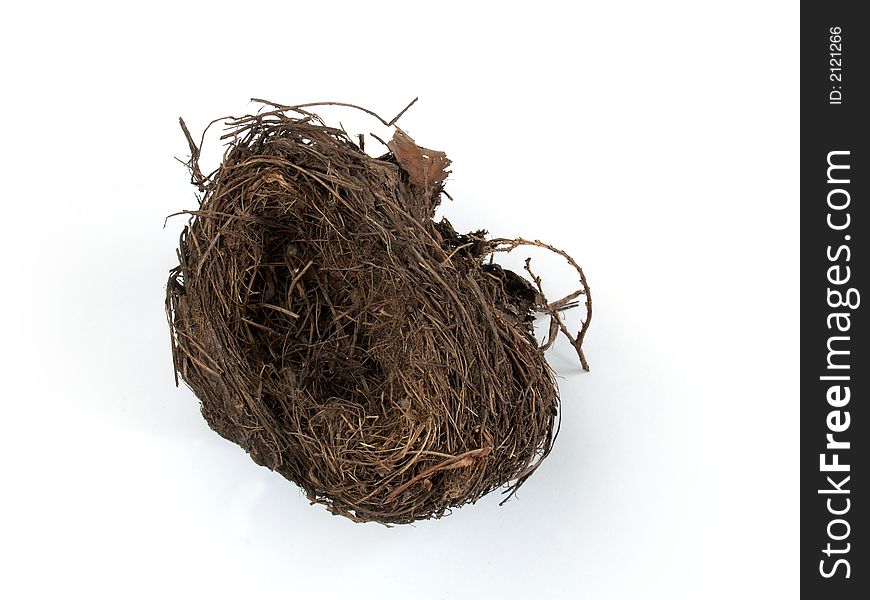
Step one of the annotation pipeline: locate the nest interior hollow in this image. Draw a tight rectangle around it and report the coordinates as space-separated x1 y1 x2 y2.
166 101 591 524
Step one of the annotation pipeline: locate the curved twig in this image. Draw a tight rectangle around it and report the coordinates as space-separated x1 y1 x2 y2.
489 237 592 371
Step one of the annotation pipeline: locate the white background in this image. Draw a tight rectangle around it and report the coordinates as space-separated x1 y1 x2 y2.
0 2 798 598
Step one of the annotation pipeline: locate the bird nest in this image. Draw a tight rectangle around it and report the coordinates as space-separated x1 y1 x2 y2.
166 100 591 524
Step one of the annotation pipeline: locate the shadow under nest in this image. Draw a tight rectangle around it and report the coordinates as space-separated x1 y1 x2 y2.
166 100 591 524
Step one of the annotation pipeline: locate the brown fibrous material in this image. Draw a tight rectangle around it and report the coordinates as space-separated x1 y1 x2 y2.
166 100 591 524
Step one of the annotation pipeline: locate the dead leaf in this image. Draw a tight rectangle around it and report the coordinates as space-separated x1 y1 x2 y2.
387 129 450 190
